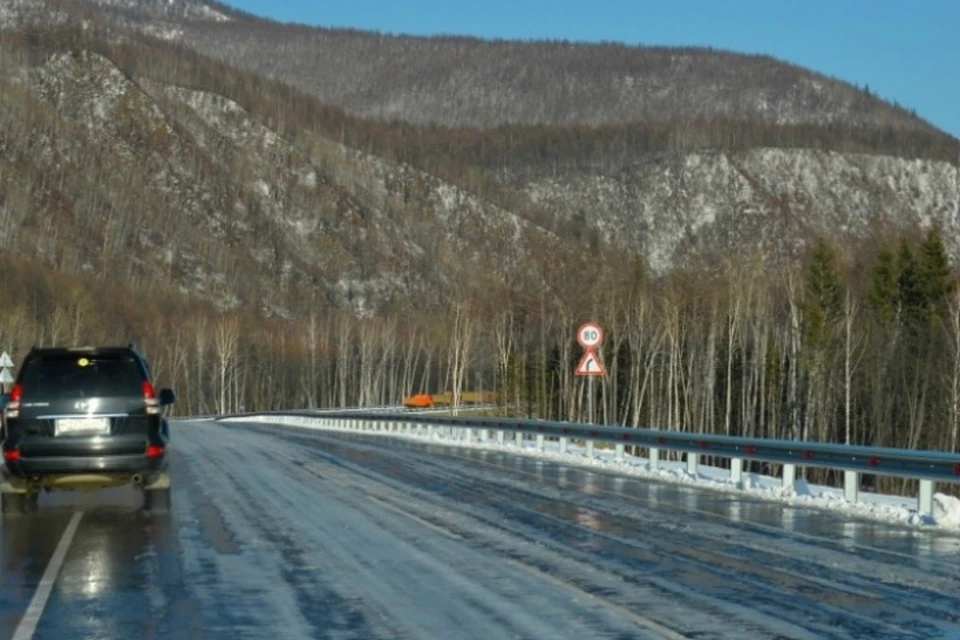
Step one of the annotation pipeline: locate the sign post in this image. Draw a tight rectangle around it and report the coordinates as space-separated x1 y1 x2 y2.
575 323 605 424
0 351 13 394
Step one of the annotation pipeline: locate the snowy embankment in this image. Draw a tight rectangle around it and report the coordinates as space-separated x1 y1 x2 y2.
217 414 960 531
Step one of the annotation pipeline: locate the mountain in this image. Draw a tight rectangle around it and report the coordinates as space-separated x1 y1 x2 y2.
0 0 959 318
175 25 939 132
2 0 948 133
0 39 555 319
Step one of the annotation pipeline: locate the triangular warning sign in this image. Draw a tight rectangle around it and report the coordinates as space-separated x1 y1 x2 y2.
575 348 606 376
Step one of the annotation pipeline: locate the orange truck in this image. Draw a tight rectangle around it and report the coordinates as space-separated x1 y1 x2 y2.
402 391 495 408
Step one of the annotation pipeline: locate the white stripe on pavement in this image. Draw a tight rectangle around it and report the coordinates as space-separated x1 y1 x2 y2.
12 510 84 640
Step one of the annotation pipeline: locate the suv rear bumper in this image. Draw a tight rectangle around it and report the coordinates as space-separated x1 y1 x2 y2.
3 453 166 478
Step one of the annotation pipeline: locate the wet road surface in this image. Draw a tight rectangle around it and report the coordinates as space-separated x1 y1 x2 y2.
1 419 959 639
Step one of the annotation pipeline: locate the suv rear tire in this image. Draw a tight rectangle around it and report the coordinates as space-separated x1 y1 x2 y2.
143 487 171 512
1 492 38 515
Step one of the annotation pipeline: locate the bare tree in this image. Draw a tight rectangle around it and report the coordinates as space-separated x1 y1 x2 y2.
842 289 865 445
448 301 477 413
214 315 240 414
948 288 960 452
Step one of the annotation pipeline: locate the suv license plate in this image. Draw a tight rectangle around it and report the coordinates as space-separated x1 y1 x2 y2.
55 417 110 436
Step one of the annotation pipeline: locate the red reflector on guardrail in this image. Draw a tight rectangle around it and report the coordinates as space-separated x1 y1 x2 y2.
562 428 569 434
657 437 665 445
953 463 960 476
622 433 631 441
745 445 757 454
802 450 813 460
590 430 598 437
869 456 880 466
698 441 707 449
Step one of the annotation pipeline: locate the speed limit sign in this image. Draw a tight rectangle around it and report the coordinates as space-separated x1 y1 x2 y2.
577 322 603 349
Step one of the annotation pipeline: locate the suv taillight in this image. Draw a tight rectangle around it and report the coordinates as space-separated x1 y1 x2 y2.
143 381 160 415
6 383 22 418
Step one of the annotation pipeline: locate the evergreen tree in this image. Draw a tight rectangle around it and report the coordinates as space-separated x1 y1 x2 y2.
867 244 898 324
896 237 925 334
803 237 843 349
918 224 953 322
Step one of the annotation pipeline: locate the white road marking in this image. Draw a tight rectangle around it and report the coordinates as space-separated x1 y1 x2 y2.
12 510 84 640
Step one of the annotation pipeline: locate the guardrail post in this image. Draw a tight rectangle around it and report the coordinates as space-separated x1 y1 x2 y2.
428 425 436 439
479 428 488 443
919 479 934 517
687 452 699 475
844 470 858 503
497 430 505 445
730 458 743 487
536 434 545 451
649 448 659 470
515 431 523 447
560 437 568 454
586 440 594 459
615 443 624 461
782 463 796 491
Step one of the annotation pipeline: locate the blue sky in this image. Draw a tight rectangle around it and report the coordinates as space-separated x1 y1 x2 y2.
222 0 959 140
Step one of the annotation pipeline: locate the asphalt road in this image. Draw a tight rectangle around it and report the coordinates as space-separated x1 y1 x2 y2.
1 419 960 639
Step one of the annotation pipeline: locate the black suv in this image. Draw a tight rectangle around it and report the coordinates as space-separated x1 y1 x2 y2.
1 345 176 514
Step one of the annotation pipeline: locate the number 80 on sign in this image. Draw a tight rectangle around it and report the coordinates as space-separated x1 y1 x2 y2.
577 322 603 349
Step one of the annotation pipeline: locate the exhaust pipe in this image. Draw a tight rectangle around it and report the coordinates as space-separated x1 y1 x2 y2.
132 474 143 486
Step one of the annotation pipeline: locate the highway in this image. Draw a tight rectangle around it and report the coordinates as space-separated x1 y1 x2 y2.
2 419 960 639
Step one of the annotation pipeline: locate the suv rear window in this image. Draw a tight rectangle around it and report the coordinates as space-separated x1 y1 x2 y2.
19 353 145 399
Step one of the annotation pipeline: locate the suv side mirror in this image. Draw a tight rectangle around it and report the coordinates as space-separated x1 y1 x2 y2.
159 388 176 406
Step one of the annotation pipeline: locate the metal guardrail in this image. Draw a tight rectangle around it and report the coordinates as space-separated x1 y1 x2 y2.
181 405 406 420
212 410 960 518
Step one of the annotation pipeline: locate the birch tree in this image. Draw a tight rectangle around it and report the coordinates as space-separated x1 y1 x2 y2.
448 301 477 413
214 315 240 414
